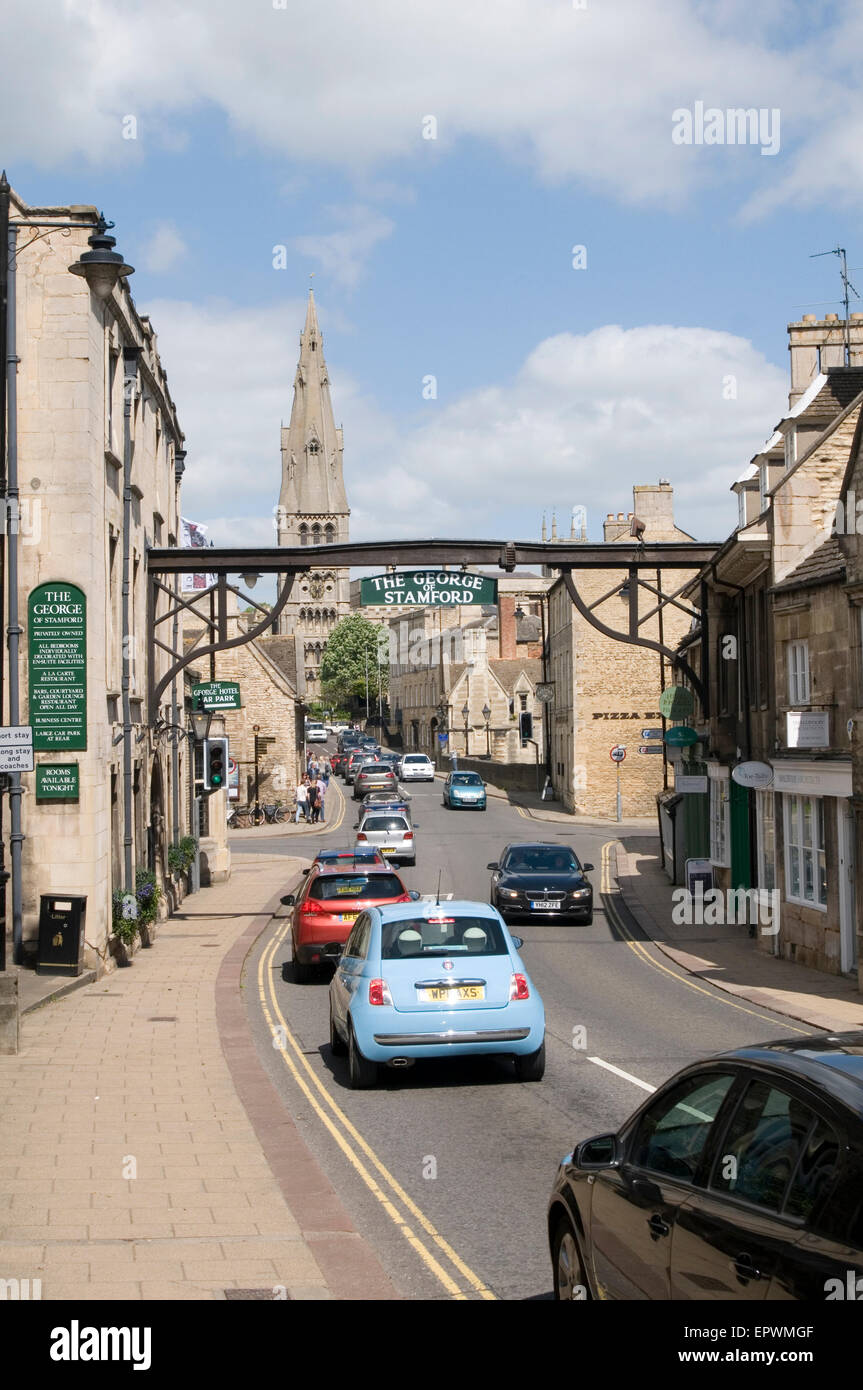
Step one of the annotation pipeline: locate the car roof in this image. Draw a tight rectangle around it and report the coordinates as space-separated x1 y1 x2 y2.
502 841 574 852
714 1032 863 1108
314 863 402 877
368 899 504 924
314 847 381 859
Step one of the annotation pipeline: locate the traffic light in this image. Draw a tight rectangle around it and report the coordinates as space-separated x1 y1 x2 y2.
519 711 533 746
203 737 229 792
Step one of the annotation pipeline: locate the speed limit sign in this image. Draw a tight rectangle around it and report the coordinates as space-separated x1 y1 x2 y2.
609 745 626 763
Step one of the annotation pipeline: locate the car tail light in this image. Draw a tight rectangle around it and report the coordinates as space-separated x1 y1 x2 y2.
356 832 368 841
510 973 530 1001
368 979 392 1006
404 831 413 840
301 899 326 916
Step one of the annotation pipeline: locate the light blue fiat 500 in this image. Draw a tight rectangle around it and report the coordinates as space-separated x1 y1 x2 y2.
328 900 546 1088
442 771 488 810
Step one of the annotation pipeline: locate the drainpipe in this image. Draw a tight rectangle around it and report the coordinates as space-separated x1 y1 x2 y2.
170 450 185 848
6 221 24 964
0 174 9 971
122 346 139 894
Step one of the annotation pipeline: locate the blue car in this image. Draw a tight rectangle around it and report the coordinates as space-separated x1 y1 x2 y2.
442 771 487 810
328 899 546 1088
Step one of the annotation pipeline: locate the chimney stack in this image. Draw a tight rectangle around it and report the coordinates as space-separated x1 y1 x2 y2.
788 313 863 405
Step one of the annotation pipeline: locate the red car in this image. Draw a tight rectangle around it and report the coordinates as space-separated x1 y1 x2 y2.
283 865 417 983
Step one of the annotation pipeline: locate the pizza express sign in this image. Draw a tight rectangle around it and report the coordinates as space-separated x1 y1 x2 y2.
360 571 498 607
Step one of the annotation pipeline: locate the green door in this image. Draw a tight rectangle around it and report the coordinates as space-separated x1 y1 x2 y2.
730 779 752 890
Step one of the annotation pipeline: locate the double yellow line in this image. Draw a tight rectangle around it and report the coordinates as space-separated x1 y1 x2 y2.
599 842 809 1034
256 879 496 1300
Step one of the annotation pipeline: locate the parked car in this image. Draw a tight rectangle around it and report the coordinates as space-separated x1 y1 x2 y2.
398 752 435 782
353 761 399 801
282 864 419 983
488 842 594 924
354 808 417 866
329 899 546 1088
443 770 487 810
547 1031 863 1301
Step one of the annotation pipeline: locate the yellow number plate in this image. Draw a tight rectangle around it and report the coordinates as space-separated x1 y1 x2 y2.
417 986 485 1003
338 912 359 923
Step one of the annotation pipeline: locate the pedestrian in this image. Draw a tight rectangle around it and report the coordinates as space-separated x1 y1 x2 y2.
295 778 309 824
317 778 326 824
307 777 320 824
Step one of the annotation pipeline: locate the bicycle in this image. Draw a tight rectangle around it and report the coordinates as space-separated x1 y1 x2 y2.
227 805 251 829
262 802 287 825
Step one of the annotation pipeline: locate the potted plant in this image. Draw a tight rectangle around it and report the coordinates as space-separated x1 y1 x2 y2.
111 888 139 966
134 868 162 948
167 835 197 881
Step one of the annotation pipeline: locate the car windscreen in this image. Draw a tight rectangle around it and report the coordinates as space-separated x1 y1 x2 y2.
503 848 579 872
308 874 404 900
381 915 509 959
361 816 409 833
451 773 482 785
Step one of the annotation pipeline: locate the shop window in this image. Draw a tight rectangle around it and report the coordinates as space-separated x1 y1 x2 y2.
756 789 776 892
784 794 827 909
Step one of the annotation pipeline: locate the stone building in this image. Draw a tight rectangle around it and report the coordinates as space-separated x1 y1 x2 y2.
387 575 549 767
547 483 696 818
5 184 192 971
276 291 350 696
679 313 863 987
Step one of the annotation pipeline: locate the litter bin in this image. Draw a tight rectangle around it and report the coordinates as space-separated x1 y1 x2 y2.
36 894 87 976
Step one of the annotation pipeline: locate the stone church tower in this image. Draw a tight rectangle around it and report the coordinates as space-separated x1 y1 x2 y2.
277 290 351 696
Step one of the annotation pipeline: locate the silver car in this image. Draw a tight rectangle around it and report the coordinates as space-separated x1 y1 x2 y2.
354 808 417 867
353 761 399 801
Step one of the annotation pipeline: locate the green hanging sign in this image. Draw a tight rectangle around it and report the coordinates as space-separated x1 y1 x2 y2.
36 763 80 800
28 582 87 751
360 570 498 607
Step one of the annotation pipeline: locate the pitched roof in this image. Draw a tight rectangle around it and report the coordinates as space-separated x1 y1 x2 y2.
488 658 543 692
256 635 299 687
771 536 846 593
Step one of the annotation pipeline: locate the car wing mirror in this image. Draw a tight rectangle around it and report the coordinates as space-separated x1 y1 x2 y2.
486 862 499 871
582 863 595 873
510 935 524 949
280 894 296 906
575 1133 620 1170
408 890 421 901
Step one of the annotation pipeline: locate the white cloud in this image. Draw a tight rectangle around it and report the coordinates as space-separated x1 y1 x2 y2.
140 221 188 274
290 205 395 289
2 0 857 213
147 296 787 550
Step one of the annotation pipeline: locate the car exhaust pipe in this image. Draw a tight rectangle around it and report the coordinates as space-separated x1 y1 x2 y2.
388 1057 414 1068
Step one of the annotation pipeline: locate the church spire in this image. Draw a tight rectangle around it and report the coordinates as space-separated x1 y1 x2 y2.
279 289 349 523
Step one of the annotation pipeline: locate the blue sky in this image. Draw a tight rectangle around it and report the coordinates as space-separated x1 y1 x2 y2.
5 0 862 549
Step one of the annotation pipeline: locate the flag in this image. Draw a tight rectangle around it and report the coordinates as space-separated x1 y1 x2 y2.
180 518 216 593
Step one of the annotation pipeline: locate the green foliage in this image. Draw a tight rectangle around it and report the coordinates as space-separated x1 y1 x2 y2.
134 868 162 926
111 888 139 946
167 836 198 878
320 614 389 707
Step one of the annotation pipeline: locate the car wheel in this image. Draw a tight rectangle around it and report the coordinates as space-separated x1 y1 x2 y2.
329 1003 347 1056
513 1040 545 1082
552 1217 589 1301
348 1023 378 1089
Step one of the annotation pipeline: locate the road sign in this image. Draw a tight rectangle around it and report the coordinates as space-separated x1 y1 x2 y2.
609 745 626 762
640 727 663 740
0 726 34 773
638 745 663 754
665 725 698 747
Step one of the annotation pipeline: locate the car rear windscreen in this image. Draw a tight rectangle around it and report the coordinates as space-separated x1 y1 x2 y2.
361 816 409 832
309 874 404 900
381 915 509 959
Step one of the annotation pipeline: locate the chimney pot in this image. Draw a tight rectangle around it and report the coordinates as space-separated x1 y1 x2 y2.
617 512 625 521
801 314 817 323
851 313 863 321
606 513 614 521
825 313 839 322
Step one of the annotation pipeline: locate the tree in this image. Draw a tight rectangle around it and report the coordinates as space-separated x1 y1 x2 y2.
320 614 388 709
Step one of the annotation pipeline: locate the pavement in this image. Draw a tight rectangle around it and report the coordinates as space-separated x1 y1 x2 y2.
0 846 397 1301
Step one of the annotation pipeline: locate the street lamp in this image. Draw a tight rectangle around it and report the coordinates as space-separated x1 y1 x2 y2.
190 700 213 743
482 702 491 758
462 702 470 757
68 213 134 302
240 571 260 591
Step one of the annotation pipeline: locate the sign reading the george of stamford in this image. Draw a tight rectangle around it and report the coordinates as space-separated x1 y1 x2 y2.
28 583 87 751
360 571 498 607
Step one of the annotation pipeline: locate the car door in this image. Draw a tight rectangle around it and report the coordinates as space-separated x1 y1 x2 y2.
589 1070 736 1300
332 914 371 1030
670 1076 834 1300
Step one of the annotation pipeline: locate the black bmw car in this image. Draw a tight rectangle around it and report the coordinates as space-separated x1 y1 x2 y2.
488 842 594 924
548 1032 863 1301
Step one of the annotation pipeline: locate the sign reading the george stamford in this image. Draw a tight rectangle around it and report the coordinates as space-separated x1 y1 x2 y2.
28 583 87 751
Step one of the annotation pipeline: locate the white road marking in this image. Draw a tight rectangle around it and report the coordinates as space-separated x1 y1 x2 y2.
587 1056 656 1093
418 892 454 901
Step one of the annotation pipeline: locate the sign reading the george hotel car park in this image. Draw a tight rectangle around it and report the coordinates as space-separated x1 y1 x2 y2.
360 571 498 607
36 763 79 801
190 680 243 711
28 583 87 751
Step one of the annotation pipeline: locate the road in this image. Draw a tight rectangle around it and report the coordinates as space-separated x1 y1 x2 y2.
233 760 817 1301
